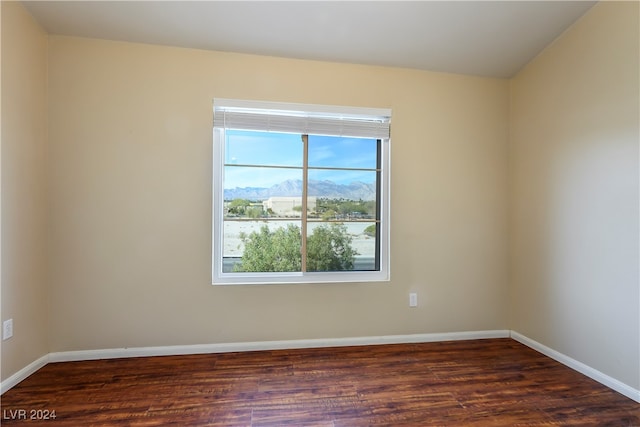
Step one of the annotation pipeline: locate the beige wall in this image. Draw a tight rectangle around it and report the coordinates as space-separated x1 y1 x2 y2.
1 1 49 381
46 36 509 352
510 1 639 389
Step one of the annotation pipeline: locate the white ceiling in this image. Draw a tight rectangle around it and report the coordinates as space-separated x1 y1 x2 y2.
23 1 596 78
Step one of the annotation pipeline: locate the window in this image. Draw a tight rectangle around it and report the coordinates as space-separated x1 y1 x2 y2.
212 99 390 284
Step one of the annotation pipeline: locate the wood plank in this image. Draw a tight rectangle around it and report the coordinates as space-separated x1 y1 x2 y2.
1 339 638 426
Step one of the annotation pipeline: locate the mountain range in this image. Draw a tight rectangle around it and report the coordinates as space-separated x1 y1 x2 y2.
224 179 376 201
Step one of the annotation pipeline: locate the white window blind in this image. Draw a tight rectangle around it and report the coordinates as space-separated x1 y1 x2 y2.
213 98 391 139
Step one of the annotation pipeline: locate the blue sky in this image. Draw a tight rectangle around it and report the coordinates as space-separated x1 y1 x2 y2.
224 130 377 188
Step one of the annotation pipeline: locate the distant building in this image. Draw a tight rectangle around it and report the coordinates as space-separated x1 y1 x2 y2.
263 197 317 217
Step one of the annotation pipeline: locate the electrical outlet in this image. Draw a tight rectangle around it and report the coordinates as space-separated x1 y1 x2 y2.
3 319 13 340
409 293 418 307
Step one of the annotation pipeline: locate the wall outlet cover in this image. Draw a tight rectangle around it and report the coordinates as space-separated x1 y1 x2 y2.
409 293 418 307
3 319 13 340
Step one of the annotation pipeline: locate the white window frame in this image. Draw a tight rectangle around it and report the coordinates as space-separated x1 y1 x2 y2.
212 99 391 285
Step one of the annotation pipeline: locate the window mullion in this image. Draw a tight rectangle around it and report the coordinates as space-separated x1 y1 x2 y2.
301 134 309 273
375 139 382 271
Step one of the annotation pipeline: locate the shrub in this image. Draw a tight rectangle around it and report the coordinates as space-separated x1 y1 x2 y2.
235 223 357 272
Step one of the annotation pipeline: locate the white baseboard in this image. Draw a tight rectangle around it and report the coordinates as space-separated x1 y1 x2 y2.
511 331 640 403
0 354 49 395
11 330 640 403
2 330 508 393
48 329 510 362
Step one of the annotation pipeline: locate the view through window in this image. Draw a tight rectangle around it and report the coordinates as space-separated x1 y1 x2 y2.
213 100 390 284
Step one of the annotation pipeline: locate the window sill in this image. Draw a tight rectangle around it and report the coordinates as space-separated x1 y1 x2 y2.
211 271 390 285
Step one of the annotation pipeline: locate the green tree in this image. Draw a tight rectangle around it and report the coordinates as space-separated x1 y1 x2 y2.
246 206 263 219
235 224 301 272
321 209 337 221
235 223 357 272
316 198 376 218
307 224 357 271
227 198 251 216
363 224 376 237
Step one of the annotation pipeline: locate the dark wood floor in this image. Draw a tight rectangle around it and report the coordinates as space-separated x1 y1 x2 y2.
1 338 638 426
